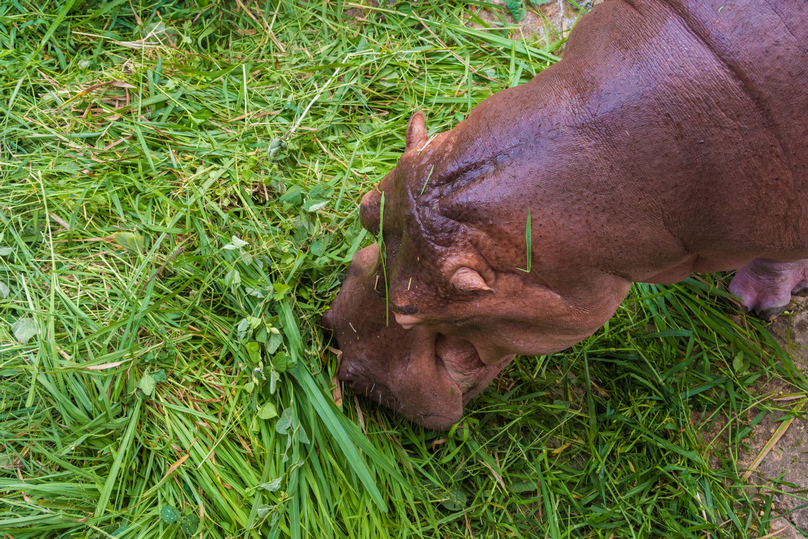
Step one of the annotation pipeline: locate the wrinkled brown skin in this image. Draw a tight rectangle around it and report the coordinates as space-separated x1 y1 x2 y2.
322 0 808 430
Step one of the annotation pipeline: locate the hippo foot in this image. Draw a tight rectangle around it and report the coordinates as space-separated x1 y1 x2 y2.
729 258 808 321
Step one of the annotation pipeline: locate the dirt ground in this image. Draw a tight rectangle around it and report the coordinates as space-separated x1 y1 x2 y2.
740 299 808 536
467 0 596 43
696 295 808 537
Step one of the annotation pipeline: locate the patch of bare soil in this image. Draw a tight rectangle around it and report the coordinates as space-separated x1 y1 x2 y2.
466 0 602 45
701 298 808 536
768 517 805 539
741 407 808 534
740 299 808 535
348 0 603 45
769 296 808 372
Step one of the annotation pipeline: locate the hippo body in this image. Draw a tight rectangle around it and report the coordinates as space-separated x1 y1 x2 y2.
323 0 808 429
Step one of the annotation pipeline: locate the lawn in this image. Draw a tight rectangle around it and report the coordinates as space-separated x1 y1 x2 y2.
0 1 805 537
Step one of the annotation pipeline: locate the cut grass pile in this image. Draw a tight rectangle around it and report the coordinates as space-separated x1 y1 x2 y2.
1 1 806 537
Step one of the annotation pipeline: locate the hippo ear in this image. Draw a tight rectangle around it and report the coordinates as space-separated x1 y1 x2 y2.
451 267 493 293
405 112 428 151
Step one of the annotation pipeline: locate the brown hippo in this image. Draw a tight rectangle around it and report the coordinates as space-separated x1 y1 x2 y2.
322 0 808 430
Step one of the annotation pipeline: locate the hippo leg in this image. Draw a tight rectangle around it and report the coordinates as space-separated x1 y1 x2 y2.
728 259 808 321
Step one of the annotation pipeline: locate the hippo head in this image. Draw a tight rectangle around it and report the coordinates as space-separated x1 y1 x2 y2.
321 242 515 430
323 113 630 429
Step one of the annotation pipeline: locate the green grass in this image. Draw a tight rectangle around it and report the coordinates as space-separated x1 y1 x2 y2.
0 1 806 537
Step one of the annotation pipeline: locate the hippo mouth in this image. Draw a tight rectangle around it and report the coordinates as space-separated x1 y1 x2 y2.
334 332 505 429
337 361 399 410
338 369 463 430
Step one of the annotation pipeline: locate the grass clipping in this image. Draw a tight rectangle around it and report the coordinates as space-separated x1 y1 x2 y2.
0 1 805 538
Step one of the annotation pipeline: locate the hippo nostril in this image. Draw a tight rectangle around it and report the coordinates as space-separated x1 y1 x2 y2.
338 362 355 381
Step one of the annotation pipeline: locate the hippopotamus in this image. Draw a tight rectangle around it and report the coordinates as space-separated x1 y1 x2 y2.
322 0 808 430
